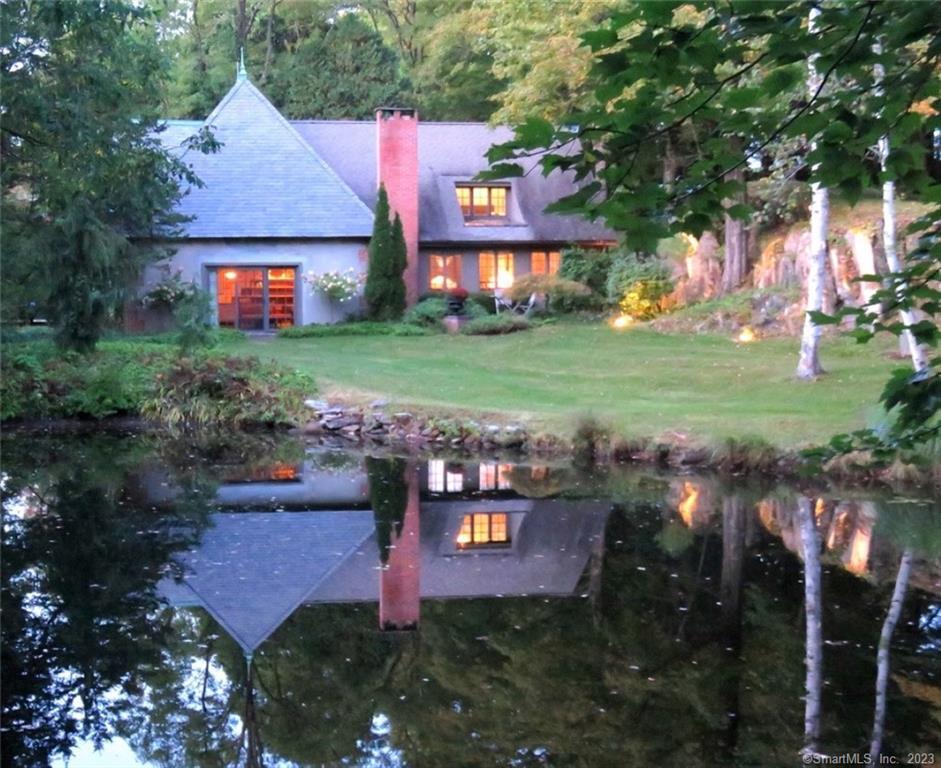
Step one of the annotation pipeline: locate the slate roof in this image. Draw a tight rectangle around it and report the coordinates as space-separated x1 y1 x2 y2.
159 500 610 654
159 511 376 653
158 75 616 244
293 120 617 244
168 79 374 239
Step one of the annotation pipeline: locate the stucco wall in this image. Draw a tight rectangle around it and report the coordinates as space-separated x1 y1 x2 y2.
147 239 368 326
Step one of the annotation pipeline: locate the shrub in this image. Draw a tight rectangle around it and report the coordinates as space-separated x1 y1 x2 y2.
606 252 673 319
141 354 314 430
467 292 497 315
460 314 530 335
559 246 614 298
506 274 592 313
173 286 215 355
278 322 432 338
403 297 486 327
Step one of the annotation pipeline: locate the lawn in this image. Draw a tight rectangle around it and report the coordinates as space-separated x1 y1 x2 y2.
224 322 899 450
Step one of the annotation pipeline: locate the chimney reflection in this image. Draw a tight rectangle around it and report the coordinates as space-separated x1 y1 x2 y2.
379 462 421 631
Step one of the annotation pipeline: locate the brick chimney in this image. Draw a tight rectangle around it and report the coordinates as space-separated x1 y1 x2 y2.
376 107 419 305
379 462 421 630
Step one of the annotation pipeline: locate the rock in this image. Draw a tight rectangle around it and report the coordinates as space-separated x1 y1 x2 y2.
323 415 360 430
304 399 329 412
370 399 389 409
393 412 413 425
302 419 325 435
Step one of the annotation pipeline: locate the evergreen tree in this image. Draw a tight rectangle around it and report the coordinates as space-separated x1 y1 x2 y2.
364 186 408 321
388 212 408 318
1 0 215 350
364 185 393 320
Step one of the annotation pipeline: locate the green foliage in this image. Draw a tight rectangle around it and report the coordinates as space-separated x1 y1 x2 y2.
142 354 313 430
506 273 593 313
559 246 614 298
460 314 531 335
172 284 215 355
1 0 217 351
163 4 411 120
278 322 432 338
403 297 487 327
0 342 171 421
364 187 408 321
606 254 673 319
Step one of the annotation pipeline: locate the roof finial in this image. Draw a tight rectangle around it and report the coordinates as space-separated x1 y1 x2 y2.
236 47 247 82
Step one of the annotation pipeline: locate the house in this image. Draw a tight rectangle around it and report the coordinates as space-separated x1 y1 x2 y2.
148 62 614 330
158 457 611 653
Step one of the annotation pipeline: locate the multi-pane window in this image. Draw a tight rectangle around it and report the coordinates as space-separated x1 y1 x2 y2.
456 512 511 548
479 463 514 491
531 251 561 276
427 460 464 493
479 251 514 290
429 254 462 291
456 185 508 221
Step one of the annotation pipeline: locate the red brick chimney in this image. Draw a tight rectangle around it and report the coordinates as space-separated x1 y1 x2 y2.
376 107 419 306
379 462 421 630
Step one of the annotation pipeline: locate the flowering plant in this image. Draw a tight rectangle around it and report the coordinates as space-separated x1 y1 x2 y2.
303 269 364 302
142 271 191 309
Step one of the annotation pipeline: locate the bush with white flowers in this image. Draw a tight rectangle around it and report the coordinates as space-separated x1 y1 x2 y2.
303 269 364 302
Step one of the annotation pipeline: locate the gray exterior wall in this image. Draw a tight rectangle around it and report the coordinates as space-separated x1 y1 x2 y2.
147 238 368 326
418 245 564 295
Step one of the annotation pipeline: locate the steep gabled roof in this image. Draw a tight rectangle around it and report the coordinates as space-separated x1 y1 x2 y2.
293 120 616 245
173 79 374 239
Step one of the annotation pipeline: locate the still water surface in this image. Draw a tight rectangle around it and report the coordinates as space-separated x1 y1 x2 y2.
2 433 939 767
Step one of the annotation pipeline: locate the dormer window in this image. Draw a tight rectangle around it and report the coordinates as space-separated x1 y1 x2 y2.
456 512 510 549
456 185 508 223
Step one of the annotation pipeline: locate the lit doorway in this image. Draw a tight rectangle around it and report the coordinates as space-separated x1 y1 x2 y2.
216 267 295 331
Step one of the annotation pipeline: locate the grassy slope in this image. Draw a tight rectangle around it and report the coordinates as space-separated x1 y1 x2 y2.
224 322 897 449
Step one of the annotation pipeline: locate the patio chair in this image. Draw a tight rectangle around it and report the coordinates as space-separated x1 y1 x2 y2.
494 289 537 316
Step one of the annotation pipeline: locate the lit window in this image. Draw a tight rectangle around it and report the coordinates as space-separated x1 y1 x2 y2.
428 460 445 493
531 251 561 276
446 466 464 493
456 512 511 548
479 251 514 290
429 255 461 291
479 463 498 491
456 185 509 222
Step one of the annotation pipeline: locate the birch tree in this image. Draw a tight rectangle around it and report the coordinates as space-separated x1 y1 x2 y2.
797 497 824 758
796 5 828 380
874 42 930 374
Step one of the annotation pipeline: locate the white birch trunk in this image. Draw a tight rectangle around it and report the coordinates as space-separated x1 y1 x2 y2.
798 497 824 757
869 549 913 761
797 6 828 379
874 44 930 373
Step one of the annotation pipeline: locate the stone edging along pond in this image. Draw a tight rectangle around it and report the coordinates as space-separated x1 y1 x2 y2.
295 399 940 487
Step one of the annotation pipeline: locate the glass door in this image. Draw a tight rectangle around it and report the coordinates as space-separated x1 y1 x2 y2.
217 268 264 330
266 268 295 329
215 267 295 331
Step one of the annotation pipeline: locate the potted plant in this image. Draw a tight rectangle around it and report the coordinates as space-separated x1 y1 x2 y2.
447 287 469 315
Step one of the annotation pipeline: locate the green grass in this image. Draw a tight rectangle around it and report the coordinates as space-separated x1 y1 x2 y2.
221 321 899 450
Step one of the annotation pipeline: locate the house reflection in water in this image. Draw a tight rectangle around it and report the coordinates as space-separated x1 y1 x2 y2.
159 457 611 655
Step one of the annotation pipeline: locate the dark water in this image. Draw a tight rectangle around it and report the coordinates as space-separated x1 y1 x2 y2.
2 433 939 768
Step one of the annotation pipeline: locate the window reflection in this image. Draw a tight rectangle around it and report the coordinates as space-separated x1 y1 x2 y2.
428 460 464 493
479 463 513 491
456 512 510 548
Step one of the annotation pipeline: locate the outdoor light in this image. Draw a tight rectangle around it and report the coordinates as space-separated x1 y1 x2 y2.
223 270 237 280
736 326 757 343
610 314 635 330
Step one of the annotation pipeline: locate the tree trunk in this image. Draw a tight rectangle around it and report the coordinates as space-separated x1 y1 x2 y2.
797 497 823 756
797 7 828 379
719 495 746 755
721 162 747 295
663 130 679 187
874 44 930 373
260 0 280 85
870 549 913 761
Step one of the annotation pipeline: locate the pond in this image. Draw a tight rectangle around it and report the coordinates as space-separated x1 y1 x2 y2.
2 432 939 767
